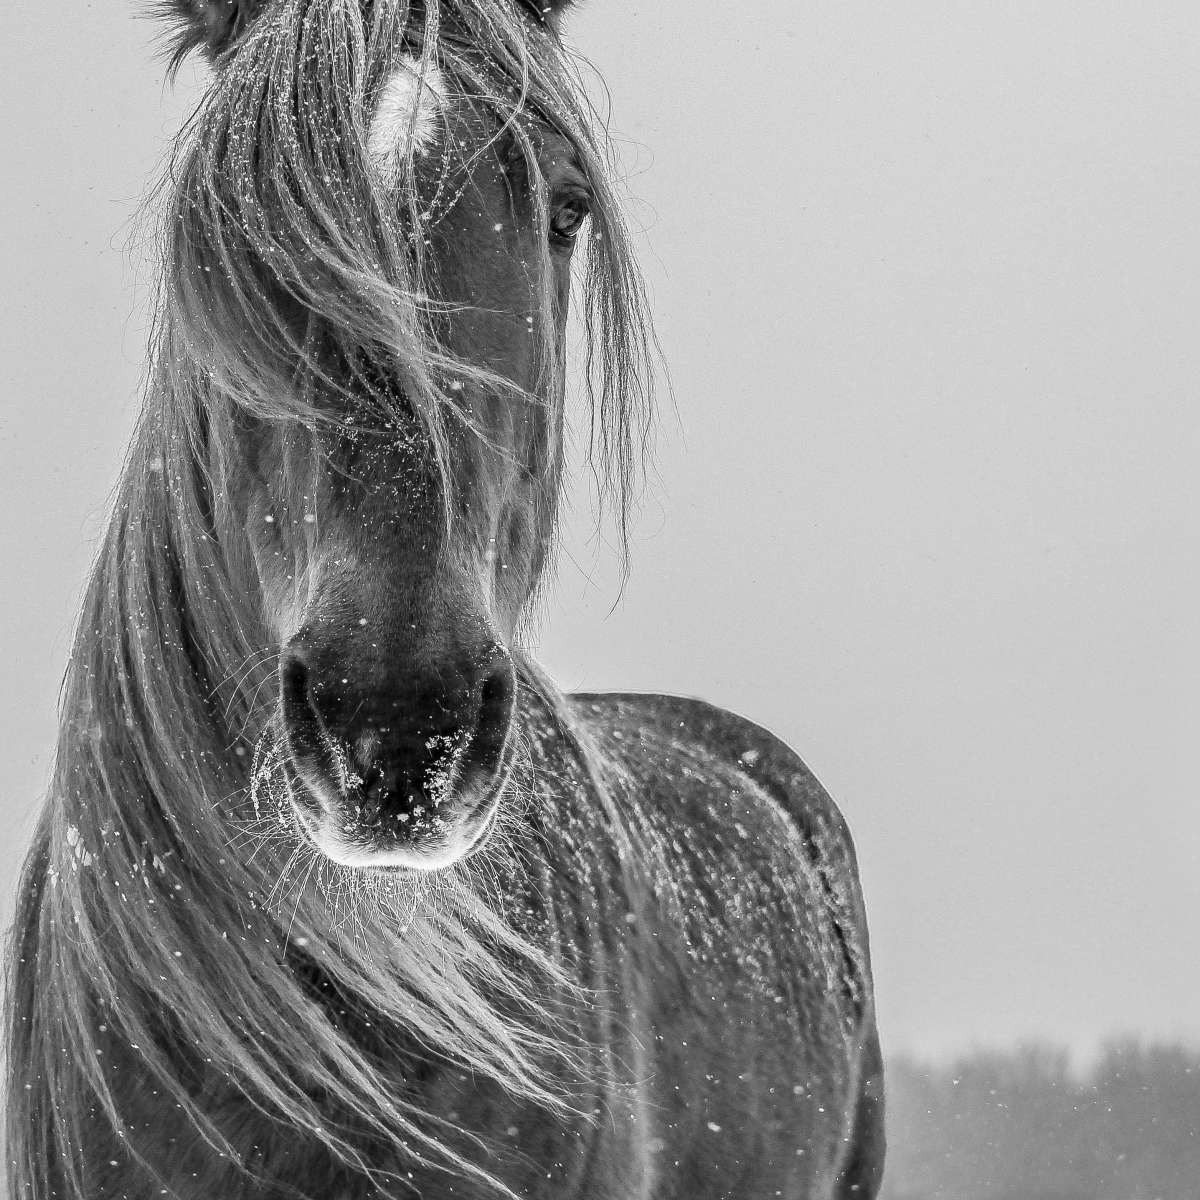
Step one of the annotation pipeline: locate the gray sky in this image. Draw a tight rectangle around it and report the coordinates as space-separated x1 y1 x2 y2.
2 1 1198 1063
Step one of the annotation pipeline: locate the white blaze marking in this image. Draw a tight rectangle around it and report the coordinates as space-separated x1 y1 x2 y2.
367 55 446 184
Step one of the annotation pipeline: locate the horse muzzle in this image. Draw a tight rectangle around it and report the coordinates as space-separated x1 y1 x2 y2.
276 638 517 870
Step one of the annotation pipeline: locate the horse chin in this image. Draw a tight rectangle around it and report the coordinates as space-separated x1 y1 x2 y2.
288 770 505 873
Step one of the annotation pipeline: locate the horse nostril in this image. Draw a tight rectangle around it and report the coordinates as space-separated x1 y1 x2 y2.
279 647 328 770
280 648 310 712
477 658 516 737
467 654 516 773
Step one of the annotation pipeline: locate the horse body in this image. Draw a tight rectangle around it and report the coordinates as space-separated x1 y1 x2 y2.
6 1 883 1195
14 685 880 1199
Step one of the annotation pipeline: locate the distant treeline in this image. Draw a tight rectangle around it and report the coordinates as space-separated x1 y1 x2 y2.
881 1039 1200 1200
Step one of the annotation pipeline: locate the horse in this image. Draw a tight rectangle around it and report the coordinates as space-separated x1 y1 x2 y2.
4 1 885 1197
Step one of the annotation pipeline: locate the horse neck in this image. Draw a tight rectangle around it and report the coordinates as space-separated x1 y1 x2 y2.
506 662 650 965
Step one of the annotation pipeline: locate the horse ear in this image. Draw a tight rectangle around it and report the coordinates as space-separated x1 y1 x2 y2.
155 0 268 63
521 0 580 29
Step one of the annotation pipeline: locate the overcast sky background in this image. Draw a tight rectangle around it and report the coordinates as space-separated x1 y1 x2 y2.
2 1 1198 1064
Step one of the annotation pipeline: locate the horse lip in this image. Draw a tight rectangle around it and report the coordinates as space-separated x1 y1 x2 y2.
284 737 512 871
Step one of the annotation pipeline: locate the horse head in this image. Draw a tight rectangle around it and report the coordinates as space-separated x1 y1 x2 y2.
159 0 650 870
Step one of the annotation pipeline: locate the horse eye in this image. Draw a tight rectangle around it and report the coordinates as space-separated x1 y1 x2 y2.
550 196 590 243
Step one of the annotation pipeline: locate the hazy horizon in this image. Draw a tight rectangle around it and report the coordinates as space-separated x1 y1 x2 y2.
3 0 1199 1066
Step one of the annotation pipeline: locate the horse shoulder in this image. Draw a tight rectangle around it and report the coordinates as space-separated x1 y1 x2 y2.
568 690 886 1199
568 690 867 917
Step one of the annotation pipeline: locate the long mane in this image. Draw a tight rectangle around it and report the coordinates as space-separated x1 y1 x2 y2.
5 2 654 1196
